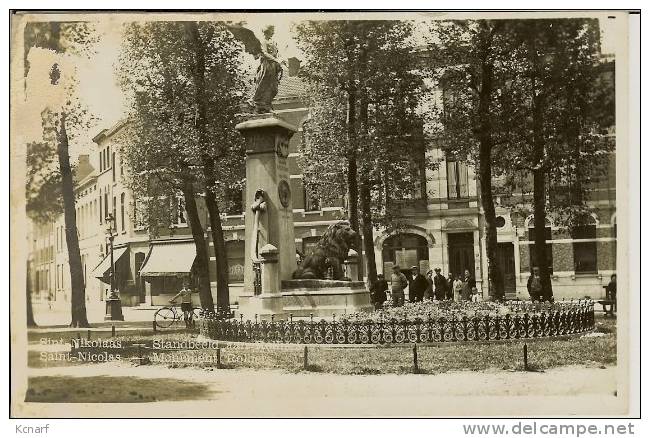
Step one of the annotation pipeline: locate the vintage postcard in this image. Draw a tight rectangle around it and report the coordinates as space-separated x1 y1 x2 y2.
9 9 639 419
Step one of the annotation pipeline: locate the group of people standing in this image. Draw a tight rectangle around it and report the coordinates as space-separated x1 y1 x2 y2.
370 265 479 309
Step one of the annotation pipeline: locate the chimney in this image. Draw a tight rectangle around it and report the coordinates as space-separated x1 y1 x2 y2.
287 57 301 77
74 154 93 182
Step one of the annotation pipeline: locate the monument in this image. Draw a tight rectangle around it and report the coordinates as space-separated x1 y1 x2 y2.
232 25 371 319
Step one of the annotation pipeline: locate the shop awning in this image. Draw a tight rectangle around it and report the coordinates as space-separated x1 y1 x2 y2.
92 246 129 279
139 241 196 277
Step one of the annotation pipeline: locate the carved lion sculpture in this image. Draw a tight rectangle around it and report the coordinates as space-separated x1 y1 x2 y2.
292 221 357 280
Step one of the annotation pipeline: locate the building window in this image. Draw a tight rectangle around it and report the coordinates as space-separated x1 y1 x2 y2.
302 236 321 258
528 227 553 274
112 152 116 182
571 224 598 274
120 193 126 231
112 196 117 224
104 192 109 221
174 196 186 225
303 184 320 212
225 187 243 215
133 197 147 229
446 159 469 199
226 240 245 282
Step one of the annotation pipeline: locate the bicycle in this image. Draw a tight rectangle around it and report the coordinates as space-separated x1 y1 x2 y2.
153 304 201 329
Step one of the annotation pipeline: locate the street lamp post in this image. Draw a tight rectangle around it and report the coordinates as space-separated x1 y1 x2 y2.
104 213 124 321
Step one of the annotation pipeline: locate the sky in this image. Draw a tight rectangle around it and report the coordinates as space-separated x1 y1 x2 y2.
21 12 622 166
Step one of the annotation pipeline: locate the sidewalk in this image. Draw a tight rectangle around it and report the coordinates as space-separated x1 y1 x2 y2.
32 302 158 330
16 362 621 417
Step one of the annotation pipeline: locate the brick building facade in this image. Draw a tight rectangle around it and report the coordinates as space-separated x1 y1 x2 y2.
27 57 616 308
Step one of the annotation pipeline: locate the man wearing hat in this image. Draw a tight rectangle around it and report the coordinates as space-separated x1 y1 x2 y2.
433 267 447 301
408 265 428 303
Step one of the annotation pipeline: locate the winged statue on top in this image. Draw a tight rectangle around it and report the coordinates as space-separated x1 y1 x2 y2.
225 24 284 114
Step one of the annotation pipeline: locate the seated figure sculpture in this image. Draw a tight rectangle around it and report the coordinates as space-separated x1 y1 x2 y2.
292 221 357 280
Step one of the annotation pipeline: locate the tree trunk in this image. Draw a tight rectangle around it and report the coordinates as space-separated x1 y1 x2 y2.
181 178 215 310
479 159 503 300
26 260 37 327
477 35 504 301
185 22 230 315
346 86 362 280
532 169 553 301
56 112 89 327
527 24 553 302
359 178 377 286
202 163 231 315
358 84 377 286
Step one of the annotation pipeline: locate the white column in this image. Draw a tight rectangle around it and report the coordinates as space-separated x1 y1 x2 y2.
479 232 489 296
513 228 522 297
473 229 483 291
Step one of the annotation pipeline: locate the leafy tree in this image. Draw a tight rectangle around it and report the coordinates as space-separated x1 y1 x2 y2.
23 21 98 327
26 140 63 224
496 19 612 300
296 20 430 284
119 21 247 313
427 20 509 300
428 19 612 301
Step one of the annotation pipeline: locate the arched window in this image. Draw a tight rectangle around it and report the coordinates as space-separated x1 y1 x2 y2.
382 233 429 274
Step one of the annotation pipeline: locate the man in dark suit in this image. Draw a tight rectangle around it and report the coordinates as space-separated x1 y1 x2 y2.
408 266 428 302
370 274 389 310
433 267 447 301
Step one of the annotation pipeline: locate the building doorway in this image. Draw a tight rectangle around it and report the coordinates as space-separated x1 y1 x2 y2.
447 232 475 279
135 252 146 303
382 233 430 275
496 242 516 298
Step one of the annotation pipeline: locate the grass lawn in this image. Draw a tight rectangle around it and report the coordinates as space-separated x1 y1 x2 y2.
27 316 616 375
92 315 617 375
22 317 616 403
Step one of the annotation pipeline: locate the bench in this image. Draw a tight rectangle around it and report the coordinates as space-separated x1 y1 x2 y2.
598 286 616 317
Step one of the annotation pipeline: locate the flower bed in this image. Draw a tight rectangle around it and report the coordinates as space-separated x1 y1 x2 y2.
358 299 590 321
198 300 595 344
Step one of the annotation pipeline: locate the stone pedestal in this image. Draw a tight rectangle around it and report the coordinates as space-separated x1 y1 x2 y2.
104 296 124 321
237 115 297 291
279 280 372 318
260 243 280 294
234 115 373 321
344 249 359 280
237 280 372 321
236 115 298 319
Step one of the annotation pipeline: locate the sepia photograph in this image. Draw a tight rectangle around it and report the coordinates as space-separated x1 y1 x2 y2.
8 8 639 421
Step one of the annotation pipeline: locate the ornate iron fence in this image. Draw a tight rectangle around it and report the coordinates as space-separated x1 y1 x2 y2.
198 301 594 344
